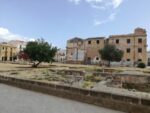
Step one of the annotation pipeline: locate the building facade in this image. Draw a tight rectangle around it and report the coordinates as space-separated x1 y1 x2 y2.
66 37 105 64
54 49 66 62
0 43 17 61
107 28 147 65
66 28 147 65
147 51 150 66
84 37 105 64
8 40 27 53
66 37 85 64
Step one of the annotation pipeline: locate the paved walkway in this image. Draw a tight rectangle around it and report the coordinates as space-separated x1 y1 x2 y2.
0 84 125 113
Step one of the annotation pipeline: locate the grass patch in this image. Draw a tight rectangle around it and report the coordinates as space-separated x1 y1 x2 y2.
82 81 94 89
84 74 102 82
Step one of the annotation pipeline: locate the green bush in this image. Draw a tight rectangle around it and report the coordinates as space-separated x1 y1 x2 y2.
137 62 146 68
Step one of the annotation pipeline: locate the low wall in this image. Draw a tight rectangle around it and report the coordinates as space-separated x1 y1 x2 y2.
0 75 150 113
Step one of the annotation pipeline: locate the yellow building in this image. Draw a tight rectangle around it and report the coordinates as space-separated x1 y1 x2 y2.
0 43 17 61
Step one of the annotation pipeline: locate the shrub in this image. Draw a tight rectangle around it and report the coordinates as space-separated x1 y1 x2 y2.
82 81 94 89
137 62 146 68
84 75 102 82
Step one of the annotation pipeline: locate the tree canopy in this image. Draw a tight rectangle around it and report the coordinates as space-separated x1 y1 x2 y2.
24 39 57 67
99 44 124 66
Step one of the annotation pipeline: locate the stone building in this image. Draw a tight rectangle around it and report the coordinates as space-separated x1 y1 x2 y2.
66 37 85 64
66 37 105 64
54 49 66 62
147 51 150 66
84 37 105 64
0 43 17 61
66 28 147 65
8 40 27 53
107 28 147 66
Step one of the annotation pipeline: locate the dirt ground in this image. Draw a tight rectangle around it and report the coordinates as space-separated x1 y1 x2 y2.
0 62 150 97
0 62 150 74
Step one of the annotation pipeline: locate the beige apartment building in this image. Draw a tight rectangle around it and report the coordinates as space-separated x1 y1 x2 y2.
66 28 147 66
0 43 17 61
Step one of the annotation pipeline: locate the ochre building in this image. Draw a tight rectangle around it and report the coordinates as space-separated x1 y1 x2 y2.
0 43 17 61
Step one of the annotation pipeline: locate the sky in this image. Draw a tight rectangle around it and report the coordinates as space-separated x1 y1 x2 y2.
0 0 150 50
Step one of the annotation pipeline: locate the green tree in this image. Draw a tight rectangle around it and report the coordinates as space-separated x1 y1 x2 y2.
24 39 57 67
99 44 124 67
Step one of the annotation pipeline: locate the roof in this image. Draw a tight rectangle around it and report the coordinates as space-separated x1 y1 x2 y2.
109 28 147 38
109 33 147 39
9 40 27 44
68 37 83 43
0 42 16 48
86 37 105 40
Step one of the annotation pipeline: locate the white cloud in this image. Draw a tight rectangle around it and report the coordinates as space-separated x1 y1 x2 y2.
29 38 36 42
112 0 123 8
69 0 124 26
94 19 106 26
94 12 116 26
0 27 32 42
69 0 81 5
69 0 123 9
109 12 116 20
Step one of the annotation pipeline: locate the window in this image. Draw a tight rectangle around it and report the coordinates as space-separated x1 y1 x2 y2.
126 48 131 53
3 47 4 50
127 59 130 61
96 57 99 60
138 48 142 53
127 39 130 44
5 57 7 61
138 59 142 62
20 45 22 49
88 40 91 44
116 39 119 44
138 38 142 43
10 57 12 61
87 57 91 61
96 40 99 44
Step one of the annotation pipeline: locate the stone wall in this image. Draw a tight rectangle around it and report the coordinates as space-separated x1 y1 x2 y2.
0 75 150 113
